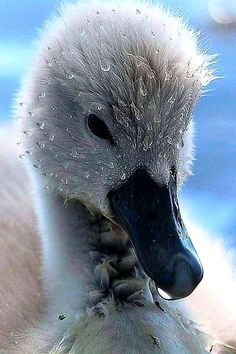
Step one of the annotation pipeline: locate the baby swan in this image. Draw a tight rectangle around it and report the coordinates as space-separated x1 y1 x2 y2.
3 0 230 353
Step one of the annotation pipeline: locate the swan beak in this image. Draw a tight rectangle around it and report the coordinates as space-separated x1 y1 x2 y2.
108 168 203 300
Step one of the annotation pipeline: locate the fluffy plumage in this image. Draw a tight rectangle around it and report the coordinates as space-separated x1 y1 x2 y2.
0 1 235 353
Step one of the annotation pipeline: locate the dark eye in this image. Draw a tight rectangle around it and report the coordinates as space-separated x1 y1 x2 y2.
87 114 114 144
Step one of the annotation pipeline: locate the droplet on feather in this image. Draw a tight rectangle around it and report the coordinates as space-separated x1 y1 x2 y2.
45 132 55 141
28 111 35 118
100 58 110 72
67 73 74 80
23 129 32 137
37 141 45 149
38 93 46 99
153 115 161 123
139 78 147 97
143 136 153 151
131 102 143 120
36 121 45 129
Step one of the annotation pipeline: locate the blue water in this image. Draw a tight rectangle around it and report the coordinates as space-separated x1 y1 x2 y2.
0 1 235 243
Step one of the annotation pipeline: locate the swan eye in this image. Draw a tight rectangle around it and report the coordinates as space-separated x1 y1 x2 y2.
87 114 114 144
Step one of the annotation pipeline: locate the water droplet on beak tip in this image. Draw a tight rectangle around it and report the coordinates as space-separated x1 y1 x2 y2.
157 288 172 301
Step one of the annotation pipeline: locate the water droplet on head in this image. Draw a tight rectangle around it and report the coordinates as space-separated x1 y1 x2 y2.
36 121 45 130
37 141 45 149
28 111 35 118
19 102 26 108
100 59 110 72
25 149 33 155
23 129 32 138
45 132 55 141
33 163 41 169
38 93 46 99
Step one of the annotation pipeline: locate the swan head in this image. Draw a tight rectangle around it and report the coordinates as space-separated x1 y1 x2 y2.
17 1 214 300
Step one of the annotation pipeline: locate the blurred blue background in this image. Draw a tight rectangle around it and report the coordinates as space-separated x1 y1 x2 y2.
0 0 235 244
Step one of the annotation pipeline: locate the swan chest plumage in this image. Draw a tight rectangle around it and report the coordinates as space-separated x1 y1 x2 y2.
2 0 233 353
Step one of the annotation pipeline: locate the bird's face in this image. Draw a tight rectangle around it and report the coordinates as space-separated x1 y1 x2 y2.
18 2 213 300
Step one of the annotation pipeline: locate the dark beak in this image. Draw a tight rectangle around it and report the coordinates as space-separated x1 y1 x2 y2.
108 168 203 300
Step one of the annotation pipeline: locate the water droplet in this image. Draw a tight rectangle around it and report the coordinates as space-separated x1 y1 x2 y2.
108 162 114 169
85 172 91 178
19 154 25 159
153 115 161 123
36 121 45 129
121 173 126 180
151 31 156 37
136 9 141 15
50 106 55 111
148 70 155 80
148 98 156 111
136 57 143 67
33 163 41 169
131 102 143 120
67 73 74 80
122 33 127 39
25 149 33 155
157 288 172 300
97 105 102 111
37 141 45 149
19 102 26 108
45 132 55 141
143 136 153 151
23 129 32 137
100 59 110 72
38 93 46 99
44 185 50 191
28 111 35 118
139 78 147 97
71 147 80 158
